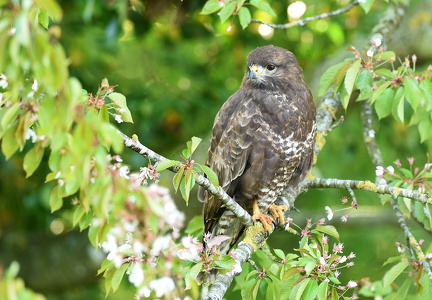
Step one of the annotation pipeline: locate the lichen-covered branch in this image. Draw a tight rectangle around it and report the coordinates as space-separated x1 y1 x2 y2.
251 0 360 29
205 222 270 300
119 131 254 227
300 178 432 205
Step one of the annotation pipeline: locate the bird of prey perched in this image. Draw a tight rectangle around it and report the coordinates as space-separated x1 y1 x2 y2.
199 45 316 256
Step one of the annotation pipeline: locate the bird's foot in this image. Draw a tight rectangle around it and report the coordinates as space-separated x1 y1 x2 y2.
269 204 288 227
252 201 273 231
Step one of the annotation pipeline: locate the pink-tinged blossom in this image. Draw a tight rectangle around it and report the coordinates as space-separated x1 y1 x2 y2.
347 252 356 259
347 280 358 288
325 206 334 220
341 197 349 204
334 270 341 278
346 262 355 267
341 215 349 222
412 54 417 63
301 229 310 237
386 166 395 175
149 277 175 297
322 235 329 246
351 201 358 209
333 243 344 253
394 159 402 167
129 263 145 287
317 218 325 226
408 157 414 165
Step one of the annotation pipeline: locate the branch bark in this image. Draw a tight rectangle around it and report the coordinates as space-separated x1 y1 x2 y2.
251 0 360 29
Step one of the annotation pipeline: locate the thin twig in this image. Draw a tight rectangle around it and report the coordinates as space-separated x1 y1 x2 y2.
251 0 360 29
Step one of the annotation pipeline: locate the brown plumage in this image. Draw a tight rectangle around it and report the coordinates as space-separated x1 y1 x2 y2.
199 45 316 256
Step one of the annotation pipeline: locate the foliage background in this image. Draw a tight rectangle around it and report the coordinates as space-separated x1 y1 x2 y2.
0 0 431 299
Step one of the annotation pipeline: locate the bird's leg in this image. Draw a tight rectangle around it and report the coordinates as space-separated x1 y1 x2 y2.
268 204 288 225
252 200 273 231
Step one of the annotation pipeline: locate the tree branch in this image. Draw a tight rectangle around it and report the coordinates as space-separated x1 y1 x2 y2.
357 0 432 281
119 131 254 227
251 0 360 30
300 178 432 205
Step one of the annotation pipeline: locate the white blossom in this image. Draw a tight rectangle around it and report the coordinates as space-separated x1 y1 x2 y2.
347 280 358 288
150 236 171 256
0 74 8 89
119 166 130 179
375 166 384 176
325 206 334 220
149 277 175 297
129 263 144 287
138 286 151 297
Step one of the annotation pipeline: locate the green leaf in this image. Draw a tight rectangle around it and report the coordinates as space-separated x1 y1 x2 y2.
112 263 129 292
156 159 179 172
200 164 220 188
303 279 318 300
375 88 394 119
187 136 202 155
370 81 391 104
182 148 191 158
185 262 203 290
404 77 423 110
250 0 276 17
313 225 339 240
375 68 394 79
173 166 185 192
391 87 405 122
374 51 396 61
418 117 432 142
396 275 413 300
356 69 373 97
34 0 63 22
317 281 329 300
1 123 19 159
344 59 361 95
318 61 351 97
185 215 204 236
419 80 432 110
1 102 21 130
73 205 85 227
359 0 375 13
219 1 236 23
23 144 45 177
239 7 251 29
50 185 63 212
418 271 432 300
289 278 310 300
107 92 133 123
201 0 222 15
214 255 236 270
274 249 285 260
382 260 409 290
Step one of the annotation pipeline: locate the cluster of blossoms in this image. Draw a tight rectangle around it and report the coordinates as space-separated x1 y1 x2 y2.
324 196 358 224
98 180 200 299
375 157 432 193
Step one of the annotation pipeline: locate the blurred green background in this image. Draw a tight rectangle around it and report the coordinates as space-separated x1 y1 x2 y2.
1 0 432 299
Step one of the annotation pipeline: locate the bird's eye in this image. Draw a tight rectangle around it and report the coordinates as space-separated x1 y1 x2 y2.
266 64 276 71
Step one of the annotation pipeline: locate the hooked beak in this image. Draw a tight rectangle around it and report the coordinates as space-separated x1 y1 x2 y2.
248 65 259 81
248 65 270 82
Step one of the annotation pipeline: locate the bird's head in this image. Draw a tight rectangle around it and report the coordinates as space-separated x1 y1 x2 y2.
242 45 304 89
